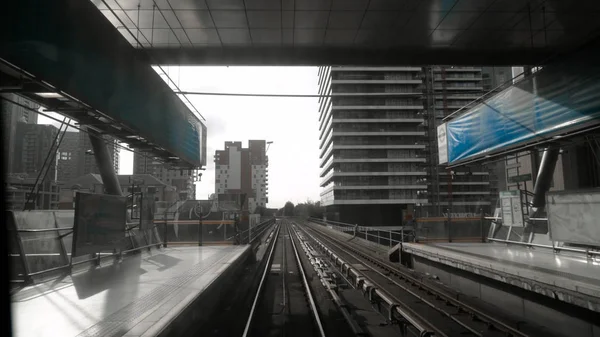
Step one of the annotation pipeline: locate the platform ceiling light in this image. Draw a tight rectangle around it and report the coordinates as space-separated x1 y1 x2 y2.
35 92 63 98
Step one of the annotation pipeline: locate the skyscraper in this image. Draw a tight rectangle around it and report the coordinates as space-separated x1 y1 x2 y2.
317 67 428 225
214 140 268 213
2 93 39 172
317 66 511 225
12 123 59 180
57 131 80 183
424 66 493 218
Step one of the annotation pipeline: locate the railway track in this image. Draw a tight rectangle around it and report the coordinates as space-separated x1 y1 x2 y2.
242 220 327 337
297 220 540 337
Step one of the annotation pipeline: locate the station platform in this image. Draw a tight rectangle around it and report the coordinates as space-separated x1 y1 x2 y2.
11 245 251 337
401 242 600 313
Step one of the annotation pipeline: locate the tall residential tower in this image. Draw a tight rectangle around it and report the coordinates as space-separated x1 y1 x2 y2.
318 66 514 225
317 67 428 225
214 140 268 213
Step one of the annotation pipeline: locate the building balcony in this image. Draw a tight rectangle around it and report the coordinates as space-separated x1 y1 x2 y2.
434 86 484 91
320 132 427 153
435 94 480 100
438 181 490 185
332 105 424 110
331 67 423 72
433 67 482 72
434 77 483 81
435 201 492 206
320 144 426 164
320 157 427 176
320 184 428 196
320 171 427 187
332 131 426 137
331 92 423 97
439 191 491 195
320 144 427 167
332 79 422 85
332 118 424 124
322 198 429 206
434 104 467 110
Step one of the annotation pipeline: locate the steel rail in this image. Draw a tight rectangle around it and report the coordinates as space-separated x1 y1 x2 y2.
287 223 327 337
306 221 531 337
297 223 437 337
289 223 366 336
241 224 281 337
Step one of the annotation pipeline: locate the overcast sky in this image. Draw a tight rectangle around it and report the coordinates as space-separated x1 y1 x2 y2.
38 67 322 209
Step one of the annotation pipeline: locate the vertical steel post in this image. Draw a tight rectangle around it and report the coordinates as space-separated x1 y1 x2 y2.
87 129 122 196
163 211 168 248
480 207 485 243
447 208 452 243
198 219 203 246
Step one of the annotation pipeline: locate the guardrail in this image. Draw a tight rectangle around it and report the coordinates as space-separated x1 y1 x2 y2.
8 211 274 287
8 222 163 286
308 215 488 247
308 217 413 248
485 216 600 257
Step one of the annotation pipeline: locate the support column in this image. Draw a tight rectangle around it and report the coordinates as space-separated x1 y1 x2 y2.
531 146 560 213
88 129 122 196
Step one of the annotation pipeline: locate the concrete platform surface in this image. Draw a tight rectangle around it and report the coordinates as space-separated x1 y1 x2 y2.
11 245 250 337
402 242 600 311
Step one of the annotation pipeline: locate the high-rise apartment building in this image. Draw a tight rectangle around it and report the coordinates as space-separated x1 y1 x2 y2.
317 66 517 225
2 93 39 172
214 140 268 213
57 131 80 183
77 129 119 177
424 66 493 217
317 67 429 225
133 152 197 200
12 123 59 180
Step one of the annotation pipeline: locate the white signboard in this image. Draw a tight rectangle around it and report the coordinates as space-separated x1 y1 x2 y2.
499 191 523 227
547 190 600 246
437 123 448 164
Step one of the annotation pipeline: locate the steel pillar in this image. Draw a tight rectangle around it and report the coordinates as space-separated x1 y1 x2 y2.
531 146 560 213
88 129 122 196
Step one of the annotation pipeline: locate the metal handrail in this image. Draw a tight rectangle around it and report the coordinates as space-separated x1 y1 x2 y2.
488 238 600 257
308 217 413 247
12 227 73 233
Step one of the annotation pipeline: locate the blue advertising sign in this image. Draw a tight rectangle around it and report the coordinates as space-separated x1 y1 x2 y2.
441 50 600 164
0 0 206 167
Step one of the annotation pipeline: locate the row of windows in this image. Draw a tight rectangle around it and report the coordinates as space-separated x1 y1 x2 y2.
333 98 422 106
336 163 421 172
333 72 420 81
335 136 426 146
434 82 480 88
324 176 422 187
333 110 422 119
334 190 419 200
333 124 424 132
335 149 423 159
332 84 420 94
434 73 479 79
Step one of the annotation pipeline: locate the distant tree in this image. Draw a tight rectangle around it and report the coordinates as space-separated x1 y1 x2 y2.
284 201 295 216
293 199 324 218
254 205 267 216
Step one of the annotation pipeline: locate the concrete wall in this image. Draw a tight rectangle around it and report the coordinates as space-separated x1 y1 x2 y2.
410 255 600 337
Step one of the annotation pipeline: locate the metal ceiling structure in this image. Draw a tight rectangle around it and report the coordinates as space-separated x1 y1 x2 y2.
92 0 600 65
